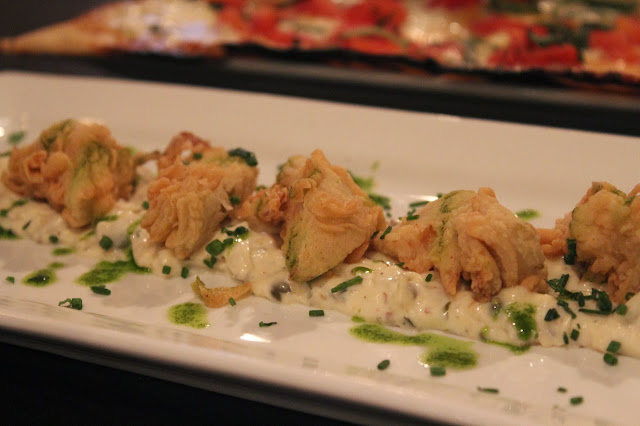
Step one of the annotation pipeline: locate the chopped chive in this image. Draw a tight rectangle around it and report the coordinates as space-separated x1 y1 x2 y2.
22 221 31 230
557 300 576 319
99 236 113 250
9 130 25 144
142 201 150 210
180 267 189 279
6 276 14 284
193 152 203 160
430 366 446 377
352 315 365 323
477 387 499 394
223 226 249 239
557 387 567 393
58 298 83 310
351 266 372 275
563 332 569 345
625 292 635 301
606 341 621 354
369 194 391 212
49 235 59 244
228 297 236 306
259 321 277 327
425 273 433 282
229 195 241 205
162 265 171 275
544 308 560 321
309 309 324 317
570 329 580 341
563 238 577 265
0 226 19 240
203 257 216 269
396 262 405 268
95 215 118 224
52 247 74 256
206 239 226 256
570 396 583 405
406 214 419 221
409 200 429 208
228 148 258 166
379 226 392 240
603 353 618 366
377 359 390 370
331 276 363 293
615 304 628 315
90 285 111 295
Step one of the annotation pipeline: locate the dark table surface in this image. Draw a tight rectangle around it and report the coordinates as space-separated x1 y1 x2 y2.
1 2 638 425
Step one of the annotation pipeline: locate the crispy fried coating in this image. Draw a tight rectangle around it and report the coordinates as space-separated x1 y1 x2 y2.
280 149 387 282
375 188 547 300
230 154 307 233
276 155 307 187
191 276 252 308
1 119 139 228
540 182 640 302
141 132 258 259
231 184 289 234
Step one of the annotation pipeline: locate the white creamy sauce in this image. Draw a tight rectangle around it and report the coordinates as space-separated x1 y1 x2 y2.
1 155 638 360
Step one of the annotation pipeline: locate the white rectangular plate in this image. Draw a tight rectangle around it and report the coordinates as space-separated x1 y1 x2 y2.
1 71 639 425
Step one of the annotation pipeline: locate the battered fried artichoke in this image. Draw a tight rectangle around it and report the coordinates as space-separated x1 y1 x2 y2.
375 188 548 300
2 119 139 227
538 182 640 303
280 150 387 282
141 132 258 259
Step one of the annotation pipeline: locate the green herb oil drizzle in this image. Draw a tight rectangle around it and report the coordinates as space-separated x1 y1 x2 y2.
350 323 478 370
168 302 208 329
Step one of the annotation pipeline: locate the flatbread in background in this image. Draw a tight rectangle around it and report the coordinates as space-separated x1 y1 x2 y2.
2 0 640 88
1 0 229 57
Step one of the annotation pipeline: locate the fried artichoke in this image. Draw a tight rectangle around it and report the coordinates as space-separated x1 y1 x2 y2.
375 188 548 300
2 119 139 227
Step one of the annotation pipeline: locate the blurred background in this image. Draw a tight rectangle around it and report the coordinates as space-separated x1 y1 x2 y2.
2 0 640 137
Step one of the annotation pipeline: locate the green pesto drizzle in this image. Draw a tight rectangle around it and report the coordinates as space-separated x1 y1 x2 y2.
515 209 540 221
23 266 59 287
76 247 149 286
503 302 537 341
480 326 530 354
350 323 477 370
168 302 208 329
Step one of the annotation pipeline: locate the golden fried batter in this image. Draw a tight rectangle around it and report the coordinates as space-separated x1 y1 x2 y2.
2 119 139 227
141 132 258 259
231 184 289 234
280 150 387 282
539 182 640 302
231 154 310 233
191 276 252 308
375 188 547 300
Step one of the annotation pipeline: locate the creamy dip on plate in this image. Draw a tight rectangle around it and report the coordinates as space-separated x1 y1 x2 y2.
1 156 637 361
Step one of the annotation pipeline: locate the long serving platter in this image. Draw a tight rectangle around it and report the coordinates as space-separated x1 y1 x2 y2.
1 71 639 425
